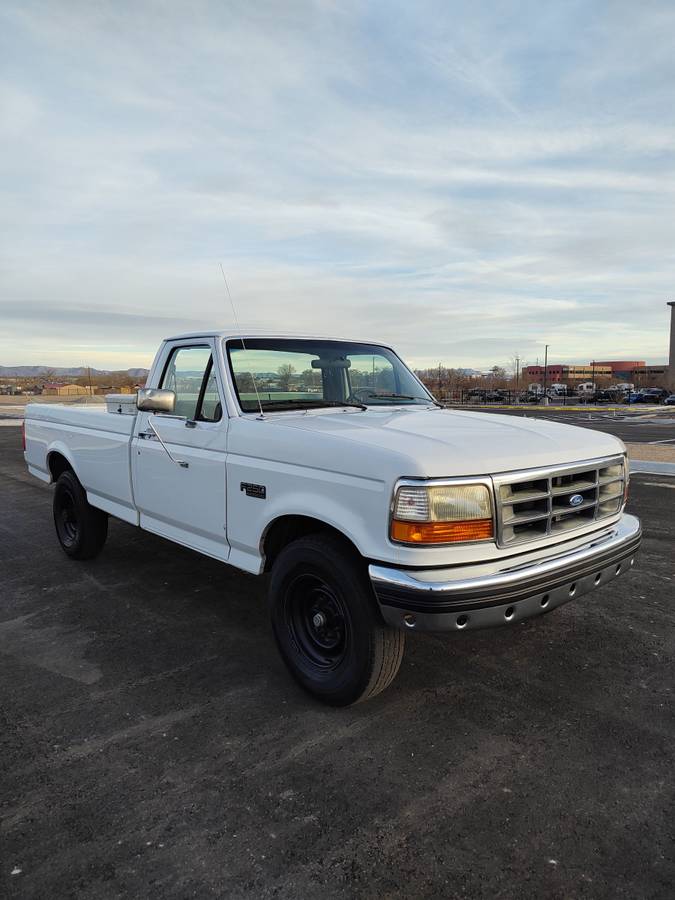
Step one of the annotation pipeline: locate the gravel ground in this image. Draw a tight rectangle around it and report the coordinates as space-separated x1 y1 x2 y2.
625 442 675 462
1 429 674 899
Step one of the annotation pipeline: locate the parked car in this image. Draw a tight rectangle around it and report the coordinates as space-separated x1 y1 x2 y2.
576 382 597 403
24 331 641 706
634 388 668 404
664 394 675 406
466 389 486 402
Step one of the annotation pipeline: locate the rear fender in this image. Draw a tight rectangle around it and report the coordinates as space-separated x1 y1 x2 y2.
46 441 79 483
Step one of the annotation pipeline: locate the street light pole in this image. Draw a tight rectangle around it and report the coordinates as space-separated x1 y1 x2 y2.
515 355 520 400
538 344 550 406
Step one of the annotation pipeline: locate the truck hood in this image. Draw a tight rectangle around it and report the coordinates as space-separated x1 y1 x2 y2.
265 407 625 477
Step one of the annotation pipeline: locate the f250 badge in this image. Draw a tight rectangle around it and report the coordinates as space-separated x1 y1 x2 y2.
241 482 266 499
569 494 584 507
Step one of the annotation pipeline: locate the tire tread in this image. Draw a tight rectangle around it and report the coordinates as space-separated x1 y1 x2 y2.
270 532 405 705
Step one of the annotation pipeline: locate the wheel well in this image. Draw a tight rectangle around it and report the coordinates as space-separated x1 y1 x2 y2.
262 515 359 572
47 452 73 482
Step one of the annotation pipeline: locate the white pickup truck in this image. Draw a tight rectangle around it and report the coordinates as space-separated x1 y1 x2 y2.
24 332 641 705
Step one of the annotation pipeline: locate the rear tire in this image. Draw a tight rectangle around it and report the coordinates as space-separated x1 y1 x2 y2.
53 470 108 560
269 533 405 706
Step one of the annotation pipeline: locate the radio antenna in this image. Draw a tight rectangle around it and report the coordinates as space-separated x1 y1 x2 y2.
219 263 265 420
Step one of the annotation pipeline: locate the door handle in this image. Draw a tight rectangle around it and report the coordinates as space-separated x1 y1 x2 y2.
144 417 189 468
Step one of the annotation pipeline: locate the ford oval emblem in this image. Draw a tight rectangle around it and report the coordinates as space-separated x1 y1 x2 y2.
569 493 584 507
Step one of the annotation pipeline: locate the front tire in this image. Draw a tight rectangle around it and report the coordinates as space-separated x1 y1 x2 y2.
53 470 108 560
269 534 405 706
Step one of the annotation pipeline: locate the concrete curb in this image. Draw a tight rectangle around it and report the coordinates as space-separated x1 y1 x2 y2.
630 460 675 477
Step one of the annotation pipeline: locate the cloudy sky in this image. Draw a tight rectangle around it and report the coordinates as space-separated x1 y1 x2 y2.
1 1 674 371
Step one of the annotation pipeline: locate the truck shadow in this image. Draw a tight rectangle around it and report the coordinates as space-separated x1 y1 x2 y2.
87 516 638 725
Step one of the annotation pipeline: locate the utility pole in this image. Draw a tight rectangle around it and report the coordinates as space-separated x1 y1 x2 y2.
438 363 442 398
515 355 521 403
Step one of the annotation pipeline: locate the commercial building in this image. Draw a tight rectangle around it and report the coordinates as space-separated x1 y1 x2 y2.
42 383 96 396
523 364 612 385
631 366 670 388
591 361 645 378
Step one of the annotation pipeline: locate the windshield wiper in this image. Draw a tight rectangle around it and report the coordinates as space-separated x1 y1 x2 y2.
360 392 443 408
259 399 367 411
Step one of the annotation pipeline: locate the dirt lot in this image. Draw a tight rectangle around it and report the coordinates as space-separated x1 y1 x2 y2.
625 442 675 463
1 428 674 899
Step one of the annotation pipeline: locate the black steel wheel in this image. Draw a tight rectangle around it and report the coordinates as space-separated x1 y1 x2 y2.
283 573 350 670
53 470 108 560
269 533 405 706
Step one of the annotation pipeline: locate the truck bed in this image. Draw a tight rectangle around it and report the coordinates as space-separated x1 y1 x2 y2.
26 403 135 434
24 403 138 524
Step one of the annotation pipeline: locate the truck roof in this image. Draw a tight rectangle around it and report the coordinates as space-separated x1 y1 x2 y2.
164 330 391 347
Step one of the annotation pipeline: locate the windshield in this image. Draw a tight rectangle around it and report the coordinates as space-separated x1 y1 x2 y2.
225 338 436 412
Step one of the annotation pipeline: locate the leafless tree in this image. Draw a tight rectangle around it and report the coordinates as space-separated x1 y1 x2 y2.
277 363 296 391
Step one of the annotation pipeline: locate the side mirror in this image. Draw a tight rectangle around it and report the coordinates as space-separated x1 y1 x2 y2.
137 388 175 414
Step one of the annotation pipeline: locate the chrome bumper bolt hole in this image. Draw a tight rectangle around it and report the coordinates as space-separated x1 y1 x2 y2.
456 614 468 629
504 606 515 621
615 564 621 575
540 594 550 608
594 573 602 586
569 583 576 597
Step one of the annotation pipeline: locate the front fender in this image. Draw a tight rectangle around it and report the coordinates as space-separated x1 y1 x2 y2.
226 459 388 574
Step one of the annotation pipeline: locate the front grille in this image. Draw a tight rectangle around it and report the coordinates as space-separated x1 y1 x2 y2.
493 456 626 547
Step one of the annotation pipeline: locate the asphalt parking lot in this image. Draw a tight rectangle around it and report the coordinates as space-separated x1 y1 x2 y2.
1 427 674 899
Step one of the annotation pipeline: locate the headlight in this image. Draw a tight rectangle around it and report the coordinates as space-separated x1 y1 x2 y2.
391 483 494 544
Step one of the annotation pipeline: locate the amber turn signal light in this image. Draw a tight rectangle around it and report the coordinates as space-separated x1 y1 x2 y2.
391 518 494 544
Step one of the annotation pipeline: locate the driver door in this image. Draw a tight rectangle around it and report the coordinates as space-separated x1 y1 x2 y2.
132 343 229 561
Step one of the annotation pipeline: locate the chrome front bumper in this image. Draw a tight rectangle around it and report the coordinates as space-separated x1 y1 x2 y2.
369 514 641 632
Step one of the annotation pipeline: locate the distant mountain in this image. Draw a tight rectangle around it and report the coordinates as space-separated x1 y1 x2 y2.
0 365 149 379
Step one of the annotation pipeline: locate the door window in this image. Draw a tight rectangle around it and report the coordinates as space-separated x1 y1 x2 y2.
159 346 222 421
199 360 222 422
